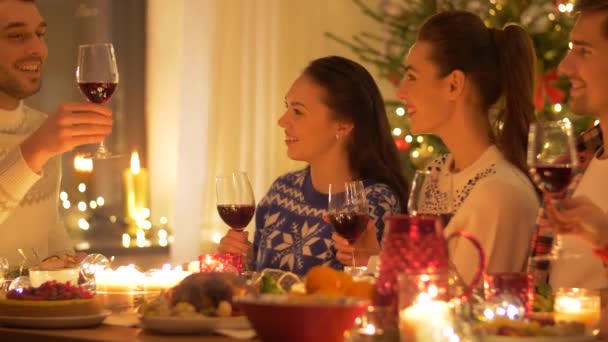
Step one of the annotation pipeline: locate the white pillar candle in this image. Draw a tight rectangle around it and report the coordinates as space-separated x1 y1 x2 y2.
143 264 192 292
399 293 453 342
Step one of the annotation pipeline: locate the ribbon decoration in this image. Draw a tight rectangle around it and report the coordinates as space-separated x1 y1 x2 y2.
535 69 565 111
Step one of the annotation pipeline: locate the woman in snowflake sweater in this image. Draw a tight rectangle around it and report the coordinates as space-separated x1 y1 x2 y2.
218 56 408 276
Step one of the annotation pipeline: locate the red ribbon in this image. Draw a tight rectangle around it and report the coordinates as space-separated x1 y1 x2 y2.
535 69 565 111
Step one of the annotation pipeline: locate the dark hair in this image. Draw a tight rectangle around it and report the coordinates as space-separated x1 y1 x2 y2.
575 0 608 40
303 56 409 211
418 11 536 174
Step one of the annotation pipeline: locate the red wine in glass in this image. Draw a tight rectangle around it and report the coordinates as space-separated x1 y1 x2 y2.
217 204 255 231
326 212 369 244
527 120 579 261
216 171 255 230
328 181 369 267
76 43 120 159
438 213 454 228
529 165 574 197
78 82 117 105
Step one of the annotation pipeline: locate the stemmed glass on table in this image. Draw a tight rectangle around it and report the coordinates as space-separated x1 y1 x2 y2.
215 171 256 272
527 120 580 261
76 43 119 159
408 169 454 228
327 181 369 268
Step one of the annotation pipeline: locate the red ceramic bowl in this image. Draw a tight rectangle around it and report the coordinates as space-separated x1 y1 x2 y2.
235 294 369 342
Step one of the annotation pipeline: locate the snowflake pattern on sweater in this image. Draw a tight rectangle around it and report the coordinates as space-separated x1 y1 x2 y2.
252 168 401 276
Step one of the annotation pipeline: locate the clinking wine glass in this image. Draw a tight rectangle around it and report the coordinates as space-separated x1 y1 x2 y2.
327 180 369 267
527 120 580 261
76 43 120 159
408 169 454 228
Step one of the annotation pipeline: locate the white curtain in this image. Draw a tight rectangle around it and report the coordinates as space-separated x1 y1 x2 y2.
146 0 393 263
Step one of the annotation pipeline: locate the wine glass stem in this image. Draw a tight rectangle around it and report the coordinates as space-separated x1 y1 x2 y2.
554 234 564 254
97 139 108 153
351 250 356 268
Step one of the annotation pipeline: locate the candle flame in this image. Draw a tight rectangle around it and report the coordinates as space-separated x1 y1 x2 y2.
74 154 93 172
416 292 431 304
363 324 376 335
428 284 439 298
130 151 141 174
556 297 582 311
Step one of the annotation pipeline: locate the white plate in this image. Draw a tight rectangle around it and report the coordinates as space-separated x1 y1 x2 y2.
0 311 110 329
484 335 596 342
140 315 250 334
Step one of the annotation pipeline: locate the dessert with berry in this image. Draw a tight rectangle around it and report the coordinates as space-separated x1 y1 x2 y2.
28 253 87 287
0 281 101 317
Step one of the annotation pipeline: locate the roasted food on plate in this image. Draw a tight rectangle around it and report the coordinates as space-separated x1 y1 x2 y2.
140 272 249 318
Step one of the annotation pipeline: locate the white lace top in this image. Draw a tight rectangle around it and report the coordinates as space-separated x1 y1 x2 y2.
423 145 539 284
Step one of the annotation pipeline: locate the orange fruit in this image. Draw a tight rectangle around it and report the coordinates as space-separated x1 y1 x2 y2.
345 281 375 300
312 287 343 297
336 271 353 293
305 266 341 294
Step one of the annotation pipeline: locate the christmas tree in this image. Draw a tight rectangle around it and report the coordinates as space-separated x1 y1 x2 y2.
328 0 596 177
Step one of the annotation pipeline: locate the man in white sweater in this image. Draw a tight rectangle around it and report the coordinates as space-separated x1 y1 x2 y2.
0 0 113 267
548 0 608 290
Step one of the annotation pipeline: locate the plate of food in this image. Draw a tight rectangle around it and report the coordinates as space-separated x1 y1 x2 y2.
0 280 108 329
0 311 109 329
478 318 595 342
139 272 252 334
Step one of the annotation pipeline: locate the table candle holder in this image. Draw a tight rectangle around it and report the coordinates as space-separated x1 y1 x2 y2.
398 272 457 342
346 305 399 342
554 287 600 334
484 272 533 315
199 253 242 273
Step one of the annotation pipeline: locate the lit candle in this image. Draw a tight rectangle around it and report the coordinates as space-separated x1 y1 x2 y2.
73 154 93 202
399 293 453 342
95 265 145 292
554 288 600 332
123 151 149 232
143 264 192 292
95 265 146 314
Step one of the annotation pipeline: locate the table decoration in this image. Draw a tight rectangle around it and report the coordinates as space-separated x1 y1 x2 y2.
554 287 600 334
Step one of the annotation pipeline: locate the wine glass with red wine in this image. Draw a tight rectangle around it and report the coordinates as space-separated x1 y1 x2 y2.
216 172 256 232
327 180 369 267
76 43 119 159
527 120 579 260
408 170 454 228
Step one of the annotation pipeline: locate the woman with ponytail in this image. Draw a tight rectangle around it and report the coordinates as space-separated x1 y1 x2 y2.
396 11 540 283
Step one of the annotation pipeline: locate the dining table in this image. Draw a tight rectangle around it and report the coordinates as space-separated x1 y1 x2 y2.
0 324 258 342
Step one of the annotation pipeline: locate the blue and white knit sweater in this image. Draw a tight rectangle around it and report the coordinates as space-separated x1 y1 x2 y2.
252 168 401 276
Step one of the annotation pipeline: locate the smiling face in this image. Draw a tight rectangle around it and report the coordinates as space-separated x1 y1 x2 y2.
0 0 47 109
396 41 454 135
558 11 608 119
278 74 347 164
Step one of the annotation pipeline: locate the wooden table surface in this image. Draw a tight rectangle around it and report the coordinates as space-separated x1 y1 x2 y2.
0 324 256 342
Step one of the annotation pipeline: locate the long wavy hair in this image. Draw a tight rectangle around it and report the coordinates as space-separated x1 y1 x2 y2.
303 56 409 211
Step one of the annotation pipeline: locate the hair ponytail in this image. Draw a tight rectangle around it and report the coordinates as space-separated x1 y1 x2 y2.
492 24 537 174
